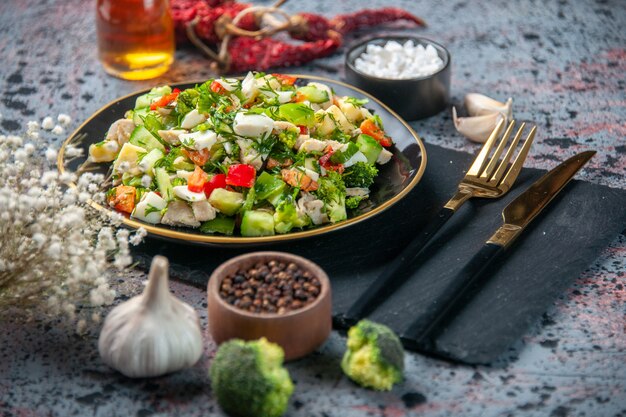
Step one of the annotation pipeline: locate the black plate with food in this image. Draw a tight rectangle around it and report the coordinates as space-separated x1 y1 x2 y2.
58 74 426 245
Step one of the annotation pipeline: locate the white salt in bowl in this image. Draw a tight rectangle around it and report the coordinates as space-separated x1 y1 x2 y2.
345 36 451 121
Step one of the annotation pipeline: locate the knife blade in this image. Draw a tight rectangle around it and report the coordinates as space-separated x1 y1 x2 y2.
400 150 596 352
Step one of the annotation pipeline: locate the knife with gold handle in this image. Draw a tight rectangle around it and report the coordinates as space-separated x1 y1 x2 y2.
400 150 596 351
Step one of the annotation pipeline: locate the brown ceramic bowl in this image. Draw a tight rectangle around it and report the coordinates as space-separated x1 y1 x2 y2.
207 252 332 361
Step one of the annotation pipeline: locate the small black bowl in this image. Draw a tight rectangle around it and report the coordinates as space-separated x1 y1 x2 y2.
345 36 451 121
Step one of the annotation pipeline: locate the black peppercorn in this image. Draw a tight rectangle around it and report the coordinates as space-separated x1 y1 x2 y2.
220 259 321 314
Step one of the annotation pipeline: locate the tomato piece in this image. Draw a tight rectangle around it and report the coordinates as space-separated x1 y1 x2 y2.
318 147 345 174
187 165 209 193
204 173 227 197
182 148 210 166
272 74 297 86
108 185 136 214
210 81 227 94
225 164 256 188
298 125 308 135
150 89 180 111
360 119 394 147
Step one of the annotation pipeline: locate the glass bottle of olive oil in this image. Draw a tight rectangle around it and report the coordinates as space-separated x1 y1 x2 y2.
96 0 175 80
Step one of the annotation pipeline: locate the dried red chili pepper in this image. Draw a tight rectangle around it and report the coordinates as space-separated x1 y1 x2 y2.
170 0 426 72
330 8 426 35
226 37 340 72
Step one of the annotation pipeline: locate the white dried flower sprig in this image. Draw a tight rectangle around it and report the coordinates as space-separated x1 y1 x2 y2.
0 122 144 332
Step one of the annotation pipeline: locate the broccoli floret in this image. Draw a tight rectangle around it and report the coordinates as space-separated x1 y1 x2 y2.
315 170 347 223
341 320 404 391
278 127 298 149
210 338 294 417
346 195 366 210
274 196 310 233
342 162 378 188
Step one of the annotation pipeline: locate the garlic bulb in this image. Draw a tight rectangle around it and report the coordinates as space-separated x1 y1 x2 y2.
453 94 513 143
465 93 513 119
98 256 203 378
453 107 504 143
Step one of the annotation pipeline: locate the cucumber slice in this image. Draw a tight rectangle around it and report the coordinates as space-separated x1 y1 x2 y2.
356 134 383 165
138 148 164 176
129 126 165 152
208 188 244 216
240 187 256 213
132 107 149 126
266 189 285 207
278 103 315 127
296 85 329 103
240 210 275 237
330 142 359 164
135 86 172 109
155 167 174 201
200 215 236 235
122 173 144 187
172 158 196 171
254 172 286 201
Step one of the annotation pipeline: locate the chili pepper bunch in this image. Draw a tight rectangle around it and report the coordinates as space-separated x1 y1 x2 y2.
171 0 425 72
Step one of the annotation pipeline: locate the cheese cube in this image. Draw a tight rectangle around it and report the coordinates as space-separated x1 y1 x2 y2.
336 97 365 123
132 191 167 224
89 140 119 162
173 186 207 202
113 142 146 174
181 109 207 129
326 105 355 134
233 112 274 138
179 129 217 151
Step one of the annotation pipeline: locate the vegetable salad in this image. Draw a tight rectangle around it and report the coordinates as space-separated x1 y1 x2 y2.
89 72 394 237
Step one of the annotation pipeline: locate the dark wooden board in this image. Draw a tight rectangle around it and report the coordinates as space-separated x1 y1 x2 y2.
133 143 626 365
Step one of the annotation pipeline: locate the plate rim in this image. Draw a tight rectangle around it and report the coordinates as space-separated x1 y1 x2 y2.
57 74 427 245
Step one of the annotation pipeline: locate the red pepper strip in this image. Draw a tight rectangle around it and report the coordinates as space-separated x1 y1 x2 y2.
360 119 393 147
187 165 209 193
182 148 210 166
108 185 136 214
298 125 308 135
210 80 228 94
204 173 227 197
272 74 298 86
225 164 256 188
150 88 180 110
318 146 345 174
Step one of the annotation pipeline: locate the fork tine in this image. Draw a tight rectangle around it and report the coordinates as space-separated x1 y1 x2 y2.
466 118 505 177
489 122 526 184
481 120 516 180
499 125 537 189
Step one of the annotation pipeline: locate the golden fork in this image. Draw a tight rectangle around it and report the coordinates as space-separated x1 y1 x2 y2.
340 119 537 326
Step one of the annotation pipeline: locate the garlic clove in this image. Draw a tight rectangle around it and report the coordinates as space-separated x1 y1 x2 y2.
453 106 504 143
98 255 203 378
465 93 513 119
